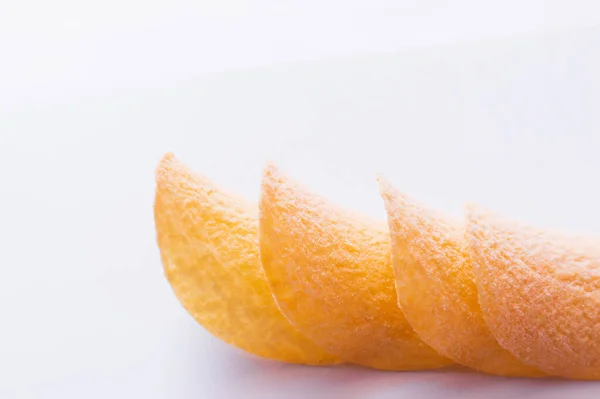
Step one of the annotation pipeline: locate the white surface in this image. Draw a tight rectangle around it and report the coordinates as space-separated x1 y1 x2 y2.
4 0 600 110
3 2 600 398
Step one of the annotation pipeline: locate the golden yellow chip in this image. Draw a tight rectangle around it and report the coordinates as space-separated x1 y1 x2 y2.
154 154 337 365
379 180 543 377
259 165 451 370
467 205 600 380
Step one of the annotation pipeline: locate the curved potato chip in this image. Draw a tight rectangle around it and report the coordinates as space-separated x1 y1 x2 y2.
467 205 600 380
259 165 451 370
154 154 338 365
379 180 544 377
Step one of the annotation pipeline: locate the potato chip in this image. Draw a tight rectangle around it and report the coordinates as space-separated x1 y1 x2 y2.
467 205 600 379
259 166 451 370
154 154 337 364
380 180 543 377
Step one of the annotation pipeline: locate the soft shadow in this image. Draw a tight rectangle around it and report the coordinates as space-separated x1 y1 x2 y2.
213 353 600 398
180 334 600 398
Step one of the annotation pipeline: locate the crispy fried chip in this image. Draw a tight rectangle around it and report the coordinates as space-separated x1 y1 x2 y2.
379 180 543 377
154 154 337 365
467 205 600 379
259 166 451 370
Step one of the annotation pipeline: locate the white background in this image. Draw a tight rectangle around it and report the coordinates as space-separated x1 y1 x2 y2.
3 1 600 397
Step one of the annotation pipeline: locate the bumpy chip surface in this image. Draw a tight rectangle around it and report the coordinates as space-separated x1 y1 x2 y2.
154 154 337 364
379 180 543 377
259 165 451 370
467 205 600 380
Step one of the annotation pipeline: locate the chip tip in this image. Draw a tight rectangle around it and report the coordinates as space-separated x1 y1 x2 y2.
156 152 178 182
263 161 278 175
162 151 176 162
376 175 391 193
463 203 485 222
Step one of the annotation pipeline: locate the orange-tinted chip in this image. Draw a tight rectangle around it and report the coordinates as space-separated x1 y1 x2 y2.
467 205 600 379
259 165 451 370
154 154 337 365
380 180 543 377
